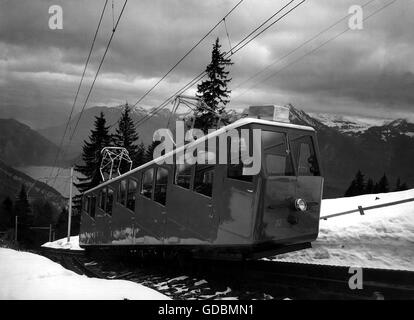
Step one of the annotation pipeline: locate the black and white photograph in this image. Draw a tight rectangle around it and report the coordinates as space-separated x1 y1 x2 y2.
0 0 413 307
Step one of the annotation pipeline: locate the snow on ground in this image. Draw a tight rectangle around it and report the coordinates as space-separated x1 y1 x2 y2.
0 248 169 300
42 236 83 251
270 189 414 271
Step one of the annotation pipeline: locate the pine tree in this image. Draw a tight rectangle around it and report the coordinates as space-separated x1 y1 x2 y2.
354 170 365 195
113 103 140 171
344 180 357 197
0 196 13 230
195 37 233 132
395 178 409 191
14 184 32 244
344 170 365 197
365 178 374 194
135 142 146 167
75 112 112 193
144 141 161 163
376 174 389 193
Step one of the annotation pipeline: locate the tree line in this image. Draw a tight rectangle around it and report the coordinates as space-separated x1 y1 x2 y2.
0 185 72 247
344 170 409 197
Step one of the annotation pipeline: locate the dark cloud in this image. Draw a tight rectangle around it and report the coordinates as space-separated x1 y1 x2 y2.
0 0 413 121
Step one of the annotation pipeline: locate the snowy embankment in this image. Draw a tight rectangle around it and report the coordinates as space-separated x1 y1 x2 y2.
271 189 414 271
42 236 83 251
0 248 169 300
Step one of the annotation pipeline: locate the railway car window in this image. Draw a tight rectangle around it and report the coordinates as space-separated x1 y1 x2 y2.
141 168 154 199
82 196 88 212
127 179 137 211
227 133 253 182
89 196 96 218
194 165 214 197
106 188 114 215
262 131 294 176
174 162 192 189
291 136 320 176
118 180 127 206
99 189 106 210
154 168 168 205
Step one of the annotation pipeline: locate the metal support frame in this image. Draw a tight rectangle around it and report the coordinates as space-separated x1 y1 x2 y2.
100 147 133 181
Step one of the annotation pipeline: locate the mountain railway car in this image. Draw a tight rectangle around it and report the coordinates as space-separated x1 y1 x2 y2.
79 108 324 260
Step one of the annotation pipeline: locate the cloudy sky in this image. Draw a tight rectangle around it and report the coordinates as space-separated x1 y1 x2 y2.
1 0 413 121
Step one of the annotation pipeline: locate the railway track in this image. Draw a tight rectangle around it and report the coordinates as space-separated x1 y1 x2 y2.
39 247 414 300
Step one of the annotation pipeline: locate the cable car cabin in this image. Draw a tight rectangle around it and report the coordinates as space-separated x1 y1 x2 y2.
79 114 323 260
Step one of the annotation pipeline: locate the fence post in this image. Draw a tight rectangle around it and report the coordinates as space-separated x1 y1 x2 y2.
49 224 52 242
14 216 18 242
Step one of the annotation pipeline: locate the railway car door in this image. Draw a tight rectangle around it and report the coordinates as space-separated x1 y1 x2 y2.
261 129 298 242
79 194 97 245
135 166 166 244
95 186 114 245
289 132 323 240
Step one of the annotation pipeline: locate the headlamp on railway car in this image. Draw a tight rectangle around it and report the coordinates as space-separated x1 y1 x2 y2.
294 198 308 212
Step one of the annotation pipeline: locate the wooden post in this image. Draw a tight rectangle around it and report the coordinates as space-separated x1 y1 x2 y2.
14 216 18 242
49 224 52 242
67 167 74 243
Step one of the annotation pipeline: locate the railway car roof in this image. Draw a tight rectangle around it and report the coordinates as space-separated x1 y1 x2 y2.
84 118 315 194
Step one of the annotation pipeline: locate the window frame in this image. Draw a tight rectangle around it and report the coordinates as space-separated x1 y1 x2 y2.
154 167 169 206
140 167 155 200
261 129 296 177
126 178 138 212
193 164 215 198
173 162 194 190
117 180 127 206
289 134 321 177
89 195 96 218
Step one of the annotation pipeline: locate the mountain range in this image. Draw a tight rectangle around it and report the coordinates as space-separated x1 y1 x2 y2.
0 159 66 208
0 105 413 198
0 119 62 167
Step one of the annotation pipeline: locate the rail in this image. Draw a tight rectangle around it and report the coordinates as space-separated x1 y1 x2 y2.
321 196 414 220
38 248 414 300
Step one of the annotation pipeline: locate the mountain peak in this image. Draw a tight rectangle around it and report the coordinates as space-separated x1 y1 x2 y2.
287 104 327 130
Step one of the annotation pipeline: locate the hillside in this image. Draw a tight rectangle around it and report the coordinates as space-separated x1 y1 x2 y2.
0 119 62 167
0 105 67 130
0 160 66 208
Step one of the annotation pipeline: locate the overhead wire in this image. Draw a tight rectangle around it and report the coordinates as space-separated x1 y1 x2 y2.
234 0 398 100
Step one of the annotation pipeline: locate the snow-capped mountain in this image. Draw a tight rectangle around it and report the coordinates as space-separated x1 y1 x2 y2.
310 112 387 135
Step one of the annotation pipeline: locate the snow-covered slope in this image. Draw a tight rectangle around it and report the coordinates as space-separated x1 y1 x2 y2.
0 248 169 300
270 189 414 271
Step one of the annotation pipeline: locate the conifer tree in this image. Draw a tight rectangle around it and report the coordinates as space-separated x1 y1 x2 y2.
14 184 32 244
395 178 409 192
344 170 365 197
113 103 140 171
135 142 146 167
375 174 389 193
195 37 233 132
365 178 374 194
75 112 112 193
0 196 13 230
144 141 161 163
